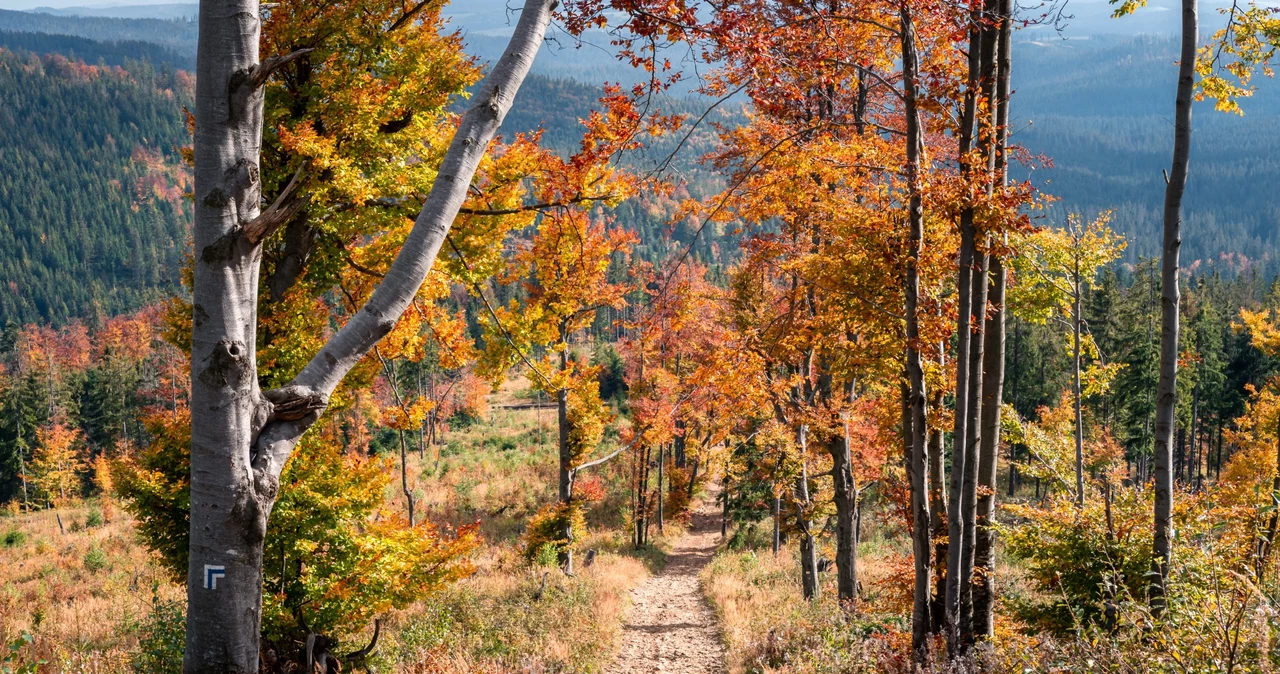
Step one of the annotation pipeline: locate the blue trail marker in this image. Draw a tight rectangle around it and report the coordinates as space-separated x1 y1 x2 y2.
204 564 227 590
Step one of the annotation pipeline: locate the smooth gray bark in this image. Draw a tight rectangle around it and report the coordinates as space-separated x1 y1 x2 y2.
958 249 987 642
796 426 820 601
186 1 557 669
1073 266 1085 507
657 443 665 534
946 4 984 639
971 0 1011 638
1152 0 1196 616
973 256 1006 638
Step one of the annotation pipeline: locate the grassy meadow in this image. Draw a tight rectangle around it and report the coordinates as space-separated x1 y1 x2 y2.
0 377 672 673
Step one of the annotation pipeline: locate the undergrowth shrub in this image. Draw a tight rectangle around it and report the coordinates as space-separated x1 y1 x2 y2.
1003 489 1153 633
523 501 586 563
3 528 24 548
82 546 108 573
127 590 185 674
2 632 40 674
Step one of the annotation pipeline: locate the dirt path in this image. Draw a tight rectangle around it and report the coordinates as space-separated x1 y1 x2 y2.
606 501 727 674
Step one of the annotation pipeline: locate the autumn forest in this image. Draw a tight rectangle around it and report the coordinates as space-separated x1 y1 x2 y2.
1 0 1280 672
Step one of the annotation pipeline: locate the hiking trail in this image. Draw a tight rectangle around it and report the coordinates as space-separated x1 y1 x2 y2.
605 499 727 674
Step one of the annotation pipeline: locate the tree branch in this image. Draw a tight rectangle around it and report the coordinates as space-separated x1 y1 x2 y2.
243 163 308 244
250 48 315 88
249 0 559 479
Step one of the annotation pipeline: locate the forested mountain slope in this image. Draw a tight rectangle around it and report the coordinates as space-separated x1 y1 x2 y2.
2 12 1278 324
0 8 195 55
1014 35 1280 265
0 48 193 324
0 29 190 69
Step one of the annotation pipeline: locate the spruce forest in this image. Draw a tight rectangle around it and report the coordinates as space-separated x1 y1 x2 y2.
1 0 1280 672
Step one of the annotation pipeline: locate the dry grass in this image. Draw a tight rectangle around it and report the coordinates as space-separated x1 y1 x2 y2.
701 531 915 674
380 529 650 673
0 500 181 672
0 375 654 672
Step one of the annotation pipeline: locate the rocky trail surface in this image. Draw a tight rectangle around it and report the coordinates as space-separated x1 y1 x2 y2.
605 500 727 674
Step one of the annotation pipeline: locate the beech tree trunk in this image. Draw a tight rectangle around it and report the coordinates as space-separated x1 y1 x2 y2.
958 249 987 643
1073 272 1085 507
657 443 665 534
946 3 985 640
971 0 1011 638
1152 0 1196 616
557 346 576 573
829 408 859 604
185 1 556 669
796 426 820 601
899 5 933 658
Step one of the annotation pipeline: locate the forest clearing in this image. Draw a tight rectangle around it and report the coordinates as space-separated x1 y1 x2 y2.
2 0 1280 671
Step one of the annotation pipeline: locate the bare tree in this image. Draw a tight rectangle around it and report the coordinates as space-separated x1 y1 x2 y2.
185 0 557 670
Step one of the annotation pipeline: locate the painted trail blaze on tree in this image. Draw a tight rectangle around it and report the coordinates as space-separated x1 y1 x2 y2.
203 564 226 590
185 0 558 669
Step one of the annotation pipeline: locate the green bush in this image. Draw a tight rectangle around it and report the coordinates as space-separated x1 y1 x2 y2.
531 542 560 569
83 547 108 573
2 632 42 674
1003 488 1153 634
523 502 586 564
128 592 185 674
85 507 104 528
3 529 25 548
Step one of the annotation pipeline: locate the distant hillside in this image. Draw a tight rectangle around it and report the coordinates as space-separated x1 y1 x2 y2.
0 28 190 69
28 3 198 20
0 8 195 55
0 47 193 324
1013 35 1280 265
3 12 1279 324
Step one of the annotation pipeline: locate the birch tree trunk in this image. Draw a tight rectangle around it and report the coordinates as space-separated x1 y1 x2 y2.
1152 0 1196 616
929 342 948 633
186 1 557 669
